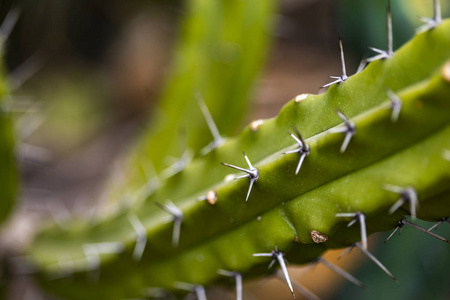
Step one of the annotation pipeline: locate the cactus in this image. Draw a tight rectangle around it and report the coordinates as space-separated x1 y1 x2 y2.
0 10 18 226
27 2 450 300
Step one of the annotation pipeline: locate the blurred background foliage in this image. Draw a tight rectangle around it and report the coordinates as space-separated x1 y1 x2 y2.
0 0 449 299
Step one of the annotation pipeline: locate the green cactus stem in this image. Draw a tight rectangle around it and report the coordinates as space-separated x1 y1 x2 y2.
28 16 450 297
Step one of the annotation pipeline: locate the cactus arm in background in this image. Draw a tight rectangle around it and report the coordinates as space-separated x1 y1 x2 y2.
27 17 450 296
101 0 277 214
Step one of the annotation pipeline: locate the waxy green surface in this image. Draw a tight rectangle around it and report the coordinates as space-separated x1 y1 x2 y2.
30 20 450 300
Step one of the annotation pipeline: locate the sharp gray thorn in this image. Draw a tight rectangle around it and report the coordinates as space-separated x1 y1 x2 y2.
322 37 348 88
154 201 184 247
365 2 393 63
195 91 223 152
277 270 321 300
332 111 356 153
154 201 182 218
174 281 194 290
385 219 404 243
355 243 398 282
409 190 419 221
200 142 215 156
82 242 123 280
195 285 207 300
387 0 393 56
322 78 343 88
217 269 234 276
339 36 347 79
385 185 418 220
336 110 350 124
284 149 299 155
329 126 348 134
418 16 433 23
160 149 193 179
416 23 432 33
172 218 182 247
0 6 21 42
336 212 367 249
159 132 193 178
9 53 45 91
383 183 405 194
268 258 276 269
366 47 390 61
174 282 207 300
301 260 319 276
286 129 310 175
253 253 273 257
292 283 319 300
218 270 242 300
222 153 259 202
357 58 368 73
427 220 443 232
245 178 255 202
221 162 253 175
403 219 450 243
417 0 442 32
85 242 124 254
276 252 295 299
289 131 302 145
336 213 357 218
338 244 355 259
358 213 368 250
295 129 307 146
82 251 99 272
143 287 174 298
347 218 357 227
295 153 306 175
368 47 385 55
428 217 449 231
386 89 402 122
366 53 388 63
254 249 295 298
434 0 442 23
340 132 353 153
318 257 365 288
128 214 147 261
20 143 52 163
235 273 242 300
243 152 254 170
